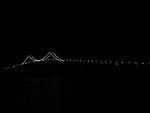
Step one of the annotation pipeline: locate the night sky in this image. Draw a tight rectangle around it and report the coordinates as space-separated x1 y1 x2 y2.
1 4 150 68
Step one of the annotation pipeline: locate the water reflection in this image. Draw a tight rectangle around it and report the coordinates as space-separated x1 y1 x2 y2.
23 74 66 112
4 63 149 112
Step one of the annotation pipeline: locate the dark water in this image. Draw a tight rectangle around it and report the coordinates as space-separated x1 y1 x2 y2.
2 63 150 112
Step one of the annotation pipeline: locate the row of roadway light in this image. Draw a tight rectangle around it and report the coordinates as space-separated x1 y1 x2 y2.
52 58 150 65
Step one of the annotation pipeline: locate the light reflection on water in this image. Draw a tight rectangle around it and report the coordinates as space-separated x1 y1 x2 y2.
5 71 67 112
4 63 149 112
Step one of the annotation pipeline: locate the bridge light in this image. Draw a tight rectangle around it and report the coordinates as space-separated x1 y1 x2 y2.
141 62 144 64
115 61 119 65
134 61 137 64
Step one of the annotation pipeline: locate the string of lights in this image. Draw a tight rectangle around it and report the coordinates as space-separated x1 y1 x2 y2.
4 51 150 70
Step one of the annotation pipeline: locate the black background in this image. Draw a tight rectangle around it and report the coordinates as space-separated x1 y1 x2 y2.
1 3 150 67
1 2 150 112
